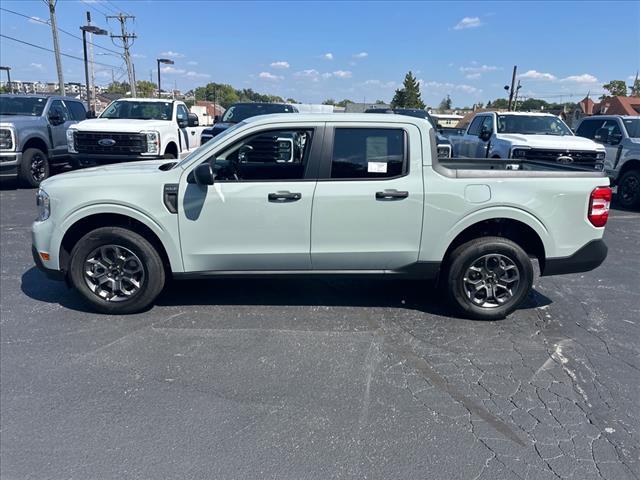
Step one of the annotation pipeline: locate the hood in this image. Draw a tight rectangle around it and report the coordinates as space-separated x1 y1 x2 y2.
41 160 172 189
203 122 233 137
496 133 604 150
435 133 451 145
628 137 640 145
0 115 43 127
72 118 170 132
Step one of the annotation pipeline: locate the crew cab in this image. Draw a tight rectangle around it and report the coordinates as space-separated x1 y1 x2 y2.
0 94 87 187
200 102 298 144
32 114 610 320
67 98 205 167
575 115 640 208
450 112 606 169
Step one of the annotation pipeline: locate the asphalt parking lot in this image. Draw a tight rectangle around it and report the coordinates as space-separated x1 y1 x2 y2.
1 184 639 480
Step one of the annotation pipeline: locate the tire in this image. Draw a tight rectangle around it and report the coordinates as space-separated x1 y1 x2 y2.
163 152 177 159
617 169 640 209
444 236 533 320
69 227 166 314
19 148 50 188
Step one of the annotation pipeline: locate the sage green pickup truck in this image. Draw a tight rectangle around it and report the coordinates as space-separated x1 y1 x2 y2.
32 114 611 319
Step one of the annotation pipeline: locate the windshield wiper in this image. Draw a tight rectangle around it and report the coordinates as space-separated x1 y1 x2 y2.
0 112 20 115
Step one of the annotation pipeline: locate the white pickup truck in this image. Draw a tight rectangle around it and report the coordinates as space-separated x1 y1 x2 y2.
451 112 606 169
32 114 610 320
67 98 206 166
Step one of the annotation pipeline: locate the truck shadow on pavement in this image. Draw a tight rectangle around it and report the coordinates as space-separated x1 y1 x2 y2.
21 266 552 319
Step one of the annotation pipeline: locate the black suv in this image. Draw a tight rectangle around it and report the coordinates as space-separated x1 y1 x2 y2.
201 102 298 145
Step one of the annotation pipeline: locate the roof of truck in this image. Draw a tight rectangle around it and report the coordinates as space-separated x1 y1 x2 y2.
243 112 433 125
111 98 176 103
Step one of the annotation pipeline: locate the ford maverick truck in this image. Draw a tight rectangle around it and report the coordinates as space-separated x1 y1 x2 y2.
32 114 610 319
450 111 606 169
67 98 205 167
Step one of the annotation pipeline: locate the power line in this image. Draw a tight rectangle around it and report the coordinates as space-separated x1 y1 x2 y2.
104 0 131 16
0 34 122 69
79 0 110 18
0 7 122 56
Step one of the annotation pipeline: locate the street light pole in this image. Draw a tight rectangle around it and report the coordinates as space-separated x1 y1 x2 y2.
156 58 174 98
80 25 108 117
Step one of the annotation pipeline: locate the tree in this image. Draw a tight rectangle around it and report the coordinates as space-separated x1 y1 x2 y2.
602 80 628 98
136 80 156 98
390 88 406 109
438 95 452 110
485 100 492 108
335 99 353 108
519 98 548 111
286 98 298 103
488 98 509 109
322 98 336 105
390 71 425 109
375 99 386 105
106 81 129 94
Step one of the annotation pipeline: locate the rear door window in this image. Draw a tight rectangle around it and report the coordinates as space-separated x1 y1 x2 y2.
467 116 484 136
331 128 406 179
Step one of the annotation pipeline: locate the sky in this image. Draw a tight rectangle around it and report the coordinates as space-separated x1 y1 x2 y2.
0 0 638 106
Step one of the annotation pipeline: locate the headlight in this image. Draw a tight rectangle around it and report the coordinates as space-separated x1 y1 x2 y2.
436 144 452 159
141 130 160 155
36 188 50 221
511 147 529 159
596 151 605 160
66 129 77 153
0 127 15 151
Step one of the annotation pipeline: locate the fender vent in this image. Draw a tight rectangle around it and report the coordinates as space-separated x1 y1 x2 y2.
163 184 179 214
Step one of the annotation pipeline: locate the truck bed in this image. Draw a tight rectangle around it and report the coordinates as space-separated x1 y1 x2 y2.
437 158 608 178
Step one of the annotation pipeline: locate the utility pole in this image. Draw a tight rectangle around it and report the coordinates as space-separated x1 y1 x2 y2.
513 80 522 111
507 65 517 111
86 12 96 112
46 0 65 95
108 13 137 96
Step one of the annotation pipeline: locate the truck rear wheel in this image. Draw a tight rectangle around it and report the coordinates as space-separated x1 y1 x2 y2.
617 169 640 209
19 148 50 188
444 237 533 320
69 227 165 314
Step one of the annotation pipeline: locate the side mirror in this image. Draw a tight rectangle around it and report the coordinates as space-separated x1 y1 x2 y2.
214 115 221 123
177 117 188 128
479 127 492 141
48 113 63 125
594 128 609 143
187 162 215 185
188 113 199 127
609 132 623 145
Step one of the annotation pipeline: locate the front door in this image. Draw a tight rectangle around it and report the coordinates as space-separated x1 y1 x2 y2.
47 100 74 157
311 124 423 270
178 124 323 272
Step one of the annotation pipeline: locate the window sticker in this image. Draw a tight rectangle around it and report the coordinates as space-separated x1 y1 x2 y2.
367 162 388 173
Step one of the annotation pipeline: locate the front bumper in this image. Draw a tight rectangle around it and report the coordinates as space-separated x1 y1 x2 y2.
542 239 608 276
31 245 65 281
0 151 22 177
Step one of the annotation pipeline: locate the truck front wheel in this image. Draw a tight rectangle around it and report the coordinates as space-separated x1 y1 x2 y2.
19 148 50 188
444 237 533 320
69 227 166 314
617 169 640 209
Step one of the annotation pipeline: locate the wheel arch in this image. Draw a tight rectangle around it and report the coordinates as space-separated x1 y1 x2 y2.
619 158 640 177
164 141 179 157
21 136 49 155
438 209 551 273
56 209 181 276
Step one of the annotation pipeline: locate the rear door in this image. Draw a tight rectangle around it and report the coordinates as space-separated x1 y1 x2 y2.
310 123 424 270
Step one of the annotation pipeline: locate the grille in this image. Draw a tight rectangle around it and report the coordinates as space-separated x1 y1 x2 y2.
75 132 147 155
522 149 600 166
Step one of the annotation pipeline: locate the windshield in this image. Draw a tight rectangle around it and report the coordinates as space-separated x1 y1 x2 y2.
100 100 173 120
0 96 47 116
497 115 573 136
174 121 247 169
623 118 640 138
221 104 295 123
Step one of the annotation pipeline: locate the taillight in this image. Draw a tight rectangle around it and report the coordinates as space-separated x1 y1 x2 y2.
588 186 611 227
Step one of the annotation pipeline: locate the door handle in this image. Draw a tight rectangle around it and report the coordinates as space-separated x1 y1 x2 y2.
375 189 409 200
268 191 302 202
191 131 195 135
